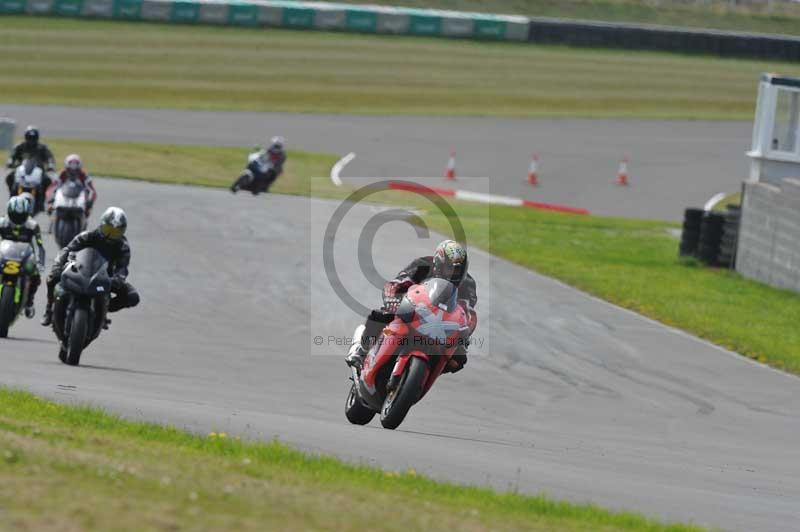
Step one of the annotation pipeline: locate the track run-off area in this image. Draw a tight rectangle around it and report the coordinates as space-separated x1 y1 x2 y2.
1 104 751 220
0 171 798 531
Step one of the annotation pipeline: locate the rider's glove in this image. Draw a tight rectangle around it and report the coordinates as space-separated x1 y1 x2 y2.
382 278 412 312
384 278 412 298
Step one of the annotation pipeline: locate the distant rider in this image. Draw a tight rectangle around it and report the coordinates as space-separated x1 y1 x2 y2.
345 240 477 373
47 154 97 217
0 196 46 318
5 126 55 197
230 136 287 193
41 207 140 327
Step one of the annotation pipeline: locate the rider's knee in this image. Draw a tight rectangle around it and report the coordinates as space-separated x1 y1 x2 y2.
127 290 140 308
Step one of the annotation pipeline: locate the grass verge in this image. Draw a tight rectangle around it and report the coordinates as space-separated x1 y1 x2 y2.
3 16 800 119
51 137 800 374
47 138 340 196
0 388 706 531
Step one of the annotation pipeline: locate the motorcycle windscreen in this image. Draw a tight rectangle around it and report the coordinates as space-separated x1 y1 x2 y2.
16 160 42 187
60 248 111 296
56 183 87 211
61 181 85 199
0 241 34 263
422 278 458 312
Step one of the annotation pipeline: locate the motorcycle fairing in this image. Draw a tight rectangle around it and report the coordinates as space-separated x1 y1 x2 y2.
60 249 111 297
358 279 468 409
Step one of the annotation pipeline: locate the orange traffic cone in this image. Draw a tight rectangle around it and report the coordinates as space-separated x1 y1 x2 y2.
527 153 539 186
444 150 456 180
616 157 629 186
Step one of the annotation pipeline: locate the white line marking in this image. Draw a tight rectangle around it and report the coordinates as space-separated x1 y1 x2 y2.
455 189 524 207
704 192 727 211
330 152 355 187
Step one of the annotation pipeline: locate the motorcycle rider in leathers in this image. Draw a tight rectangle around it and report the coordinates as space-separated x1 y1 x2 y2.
346 240 477 373
230 136 287 193
41 207 140 327
5 126 55 200
47 154 97 217
0 196 46 318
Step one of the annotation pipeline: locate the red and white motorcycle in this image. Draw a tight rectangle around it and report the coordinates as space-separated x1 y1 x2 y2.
345 278 473 430
51 179 89 248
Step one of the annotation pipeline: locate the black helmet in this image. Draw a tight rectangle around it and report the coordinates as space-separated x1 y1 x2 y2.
24 126 39 145
432 240 468 286
7 196 29 225
98 207 127 240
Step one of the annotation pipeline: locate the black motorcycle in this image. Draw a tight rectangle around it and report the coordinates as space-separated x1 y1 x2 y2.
0 240 36 338
52 179 89 248
52 248 110 366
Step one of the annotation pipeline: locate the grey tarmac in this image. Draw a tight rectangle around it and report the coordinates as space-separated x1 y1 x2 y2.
0 104 752 220
0 177 797 532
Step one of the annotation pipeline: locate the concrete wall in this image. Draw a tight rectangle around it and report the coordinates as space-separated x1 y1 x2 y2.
736 178 800 292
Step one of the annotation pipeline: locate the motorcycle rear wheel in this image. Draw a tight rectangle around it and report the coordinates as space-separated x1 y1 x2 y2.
0 286 16 338
380 357 427 430
65 308 88 366
345 384 375 425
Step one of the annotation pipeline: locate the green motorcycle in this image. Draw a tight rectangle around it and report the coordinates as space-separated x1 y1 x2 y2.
0 240 36 338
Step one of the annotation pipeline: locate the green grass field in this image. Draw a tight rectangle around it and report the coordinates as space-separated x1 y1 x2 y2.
47 138 339 195
49 138 800 374
2 16 800 119
0 388 706 532
341 0 800 36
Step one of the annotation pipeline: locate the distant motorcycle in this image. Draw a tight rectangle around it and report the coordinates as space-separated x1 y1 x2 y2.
0 240 37 338
230 152 277 195
51 179 89 248
12 159 46 215
344 278 470 429
51 248 111 366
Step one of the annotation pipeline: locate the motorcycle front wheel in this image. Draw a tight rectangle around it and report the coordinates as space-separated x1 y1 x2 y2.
58 218 81 248
380 357 427 430
65 308 88 366
0 285 16 338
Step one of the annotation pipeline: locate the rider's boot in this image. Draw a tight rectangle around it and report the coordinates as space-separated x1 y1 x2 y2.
345 343 367 369
24 305 35 319
40 304 53 327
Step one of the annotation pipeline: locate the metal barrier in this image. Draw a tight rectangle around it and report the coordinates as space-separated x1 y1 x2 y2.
2 0 798 60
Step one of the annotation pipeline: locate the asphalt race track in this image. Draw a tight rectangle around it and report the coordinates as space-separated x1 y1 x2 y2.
1 177 798 531
0 104 752 220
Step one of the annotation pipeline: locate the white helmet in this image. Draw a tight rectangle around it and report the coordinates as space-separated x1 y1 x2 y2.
7 196 29 225
99 207 127 240
269 136 285 150
65 154 82 171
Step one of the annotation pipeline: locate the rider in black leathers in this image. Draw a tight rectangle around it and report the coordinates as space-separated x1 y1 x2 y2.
41 207 140 327
5 126 55 197
346 240 477 373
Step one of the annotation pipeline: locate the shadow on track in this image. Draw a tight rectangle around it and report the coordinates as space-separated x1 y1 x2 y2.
3 336 58 345
368 426 522 448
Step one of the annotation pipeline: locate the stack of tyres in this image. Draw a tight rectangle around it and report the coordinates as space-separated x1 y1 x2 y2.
679 208 704 257
697 212 725 266
717 205 741 268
